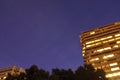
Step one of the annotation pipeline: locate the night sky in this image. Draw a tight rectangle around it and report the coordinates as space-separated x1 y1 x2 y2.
0 0 120 71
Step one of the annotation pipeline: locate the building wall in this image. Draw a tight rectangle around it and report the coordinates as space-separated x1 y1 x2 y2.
0 66 25 80
80 22 120 80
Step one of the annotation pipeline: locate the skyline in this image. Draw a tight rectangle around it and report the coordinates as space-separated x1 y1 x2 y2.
1 0 120 71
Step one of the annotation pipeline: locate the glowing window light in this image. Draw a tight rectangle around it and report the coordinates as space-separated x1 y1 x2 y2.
97 49 104 52
82 54 85 56
104 47 111 50
113 45 119 48
82 51 85 53
111 67 120 71
95 42 101 45
103 40 108 43
117 41 120 44
106 72 120 78
115 34 120 37
90 58 99 62
97 47 111 52
115 37 120 40
83 47 85 49
107 36 113 39
108 39 115 42
90 31 95 35
101 37 106 40
110 63 118 67
3 76 6 79
86 41 94 44
103 54 114 59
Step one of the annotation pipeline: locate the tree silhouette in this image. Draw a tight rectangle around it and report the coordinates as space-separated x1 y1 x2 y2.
5 64 108 80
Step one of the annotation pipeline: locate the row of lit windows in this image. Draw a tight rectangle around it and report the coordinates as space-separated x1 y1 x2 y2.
94 62 118 68
85 33 120 45
89 54 114 62
82 44 120 54
85 38 120 48
86 36 113 44
94 44 120 53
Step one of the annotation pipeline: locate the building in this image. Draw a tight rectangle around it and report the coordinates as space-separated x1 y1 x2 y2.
80 22 120 80
0 66 25 80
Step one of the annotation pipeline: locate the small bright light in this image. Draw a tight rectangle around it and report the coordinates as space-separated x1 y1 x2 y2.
103 54 114 59
110 63 118 66
117 41 120 44
90 31 95 35
111 67 119 71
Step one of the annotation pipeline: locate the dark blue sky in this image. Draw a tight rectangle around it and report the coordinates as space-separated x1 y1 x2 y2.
0 0 120 71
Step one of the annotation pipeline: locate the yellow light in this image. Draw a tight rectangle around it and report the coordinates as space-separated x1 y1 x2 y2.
82 51 85 53
106 72 120 78
115 37 120 40
3 76 6 79
82 54 85 56
113 45 119 48
104 47 111 50
110 63 118 66
97 49 104 52
111 67 120 71
108 39 115 42
90 31 95 35
90 58 99 62
117 41 120 44
115 34 120 37
107 36 113 38
103 54 114 59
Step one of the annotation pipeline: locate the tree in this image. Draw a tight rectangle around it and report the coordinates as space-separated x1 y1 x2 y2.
26 65 49 80
75 64 108 80
75 66 88 80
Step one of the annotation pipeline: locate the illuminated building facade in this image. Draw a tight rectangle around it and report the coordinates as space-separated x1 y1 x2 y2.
80 22 120 80
0 66 25 80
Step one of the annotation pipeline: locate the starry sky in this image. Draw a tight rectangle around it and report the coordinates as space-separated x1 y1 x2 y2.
0 0 120 71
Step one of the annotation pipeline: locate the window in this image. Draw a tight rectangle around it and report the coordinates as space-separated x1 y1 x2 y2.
103 54 114 59
109 62 118 66
111 67 119 71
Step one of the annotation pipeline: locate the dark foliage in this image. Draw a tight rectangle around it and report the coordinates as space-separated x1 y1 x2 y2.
6 64 108 80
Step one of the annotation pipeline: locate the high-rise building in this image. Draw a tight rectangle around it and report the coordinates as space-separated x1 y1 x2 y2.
0 66 25 80
80 22 120 80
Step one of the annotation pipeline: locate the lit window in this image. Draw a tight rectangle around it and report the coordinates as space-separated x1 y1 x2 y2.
90 58 99 62
106 72 120 78
103 54 114 59
104 47 111 50
3 76 6 79
90 31 95 35
82 54 85 56
101 37 106 40
107 36 113 39
117 41 120 44
108 39 115 42
110 63 118 66
103 40 108 43
83 47 85 49
97 47 111 52
113 45 119 48
82 51 85 53
115 34 120 37
97 49 104 52
86 41 94 44
115 37 120 40
111 67 119 71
